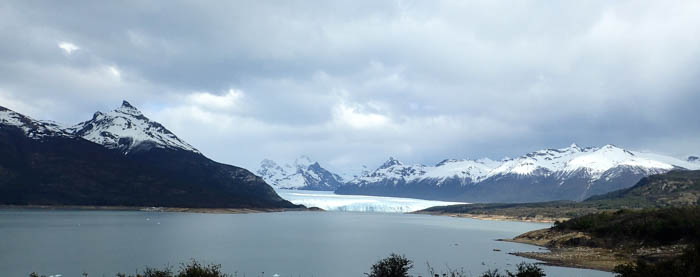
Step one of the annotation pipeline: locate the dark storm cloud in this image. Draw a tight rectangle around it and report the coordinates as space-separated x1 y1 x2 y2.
1 1 699 172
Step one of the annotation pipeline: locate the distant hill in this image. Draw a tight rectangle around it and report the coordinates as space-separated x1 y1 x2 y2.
0 102 300 209
417 170 700 220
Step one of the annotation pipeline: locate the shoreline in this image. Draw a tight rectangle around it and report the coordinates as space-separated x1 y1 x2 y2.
413 211 569 223
498 236 626 272
0 205 322 214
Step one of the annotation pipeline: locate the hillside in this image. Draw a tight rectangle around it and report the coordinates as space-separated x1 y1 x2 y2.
586 169 700 207
506 207 700 272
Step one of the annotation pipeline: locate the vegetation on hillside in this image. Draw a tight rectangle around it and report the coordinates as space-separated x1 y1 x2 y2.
587 170 700 207
552 207 700 248
613 243 700 277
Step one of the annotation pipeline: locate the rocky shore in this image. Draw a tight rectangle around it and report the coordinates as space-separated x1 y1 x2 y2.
415 211 569 223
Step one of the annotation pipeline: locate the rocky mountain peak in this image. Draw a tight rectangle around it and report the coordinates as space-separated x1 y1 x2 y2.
72 101 199 154
569 143 581 151
260 158 280 168
294 155 314 168
379 157 403 169
114 100 143 117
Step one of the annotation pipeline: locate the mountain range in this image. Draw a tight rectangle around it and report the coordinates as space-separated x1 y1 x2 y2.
265 144 699 203
3 100 698 206
0 101 299 209
257 156 345 190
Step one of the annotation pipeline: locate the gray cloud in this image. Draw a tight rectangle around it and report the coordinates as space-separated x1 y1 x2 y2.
1 1 699 173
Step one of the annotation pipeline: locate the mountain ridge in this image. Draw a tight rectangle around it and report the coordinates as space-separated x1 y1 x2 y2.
337 144 699 202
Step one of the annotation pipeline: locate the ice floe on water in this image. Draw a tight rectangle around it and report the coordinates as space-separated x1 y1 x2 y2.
277 189 465 213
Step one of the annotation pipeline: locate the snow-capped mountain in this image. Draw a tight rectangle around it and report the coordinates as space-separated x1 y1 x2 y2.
257 156 344 190
347 157 500 188
485 144 690 180
689 156 699 163
0 106 71 138
337 144 700 202
70 101 199 154
0 102 297 209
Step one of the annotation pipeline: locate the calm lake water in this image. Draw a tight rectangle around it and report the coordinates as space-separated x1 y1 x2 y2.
0 210 612 277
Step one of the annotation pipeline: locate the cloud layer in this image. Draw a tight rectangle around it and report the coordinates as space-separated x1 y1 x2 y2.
1 1 699 172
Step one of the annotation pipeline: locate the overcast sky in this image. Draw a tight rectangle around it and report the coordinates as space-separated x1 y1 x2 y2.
1 1 699 173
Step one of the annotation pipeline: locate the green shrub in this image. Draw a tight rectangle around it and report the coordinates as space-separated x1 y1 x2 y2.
366 253 414 277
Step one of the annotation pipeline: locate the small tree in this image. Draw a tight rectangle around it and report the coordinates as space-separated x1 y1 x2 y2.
367 253 414 277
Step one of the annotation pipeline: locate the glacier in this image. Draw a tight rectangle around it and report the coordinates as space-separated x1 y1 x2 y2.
276 189 465 213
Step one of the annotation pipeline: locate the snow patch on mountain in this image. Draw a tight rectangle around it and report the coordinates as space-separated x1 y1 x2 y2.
71 101 199 154
487 144 697 181
424 158 499 183
350 157 427 185
0 106 71 138
349 157 501 187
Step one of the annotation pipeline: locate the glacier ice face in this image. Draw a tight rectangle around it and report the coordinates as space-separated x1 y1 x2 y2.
277 189 465 213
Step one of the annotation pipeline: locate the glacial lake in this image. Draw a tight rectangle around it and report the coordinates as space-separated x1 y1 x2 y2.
0 210 613 277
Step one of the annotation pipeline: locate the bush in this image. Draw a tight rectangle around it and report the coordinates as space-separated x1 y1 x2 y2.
366 253 414 277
